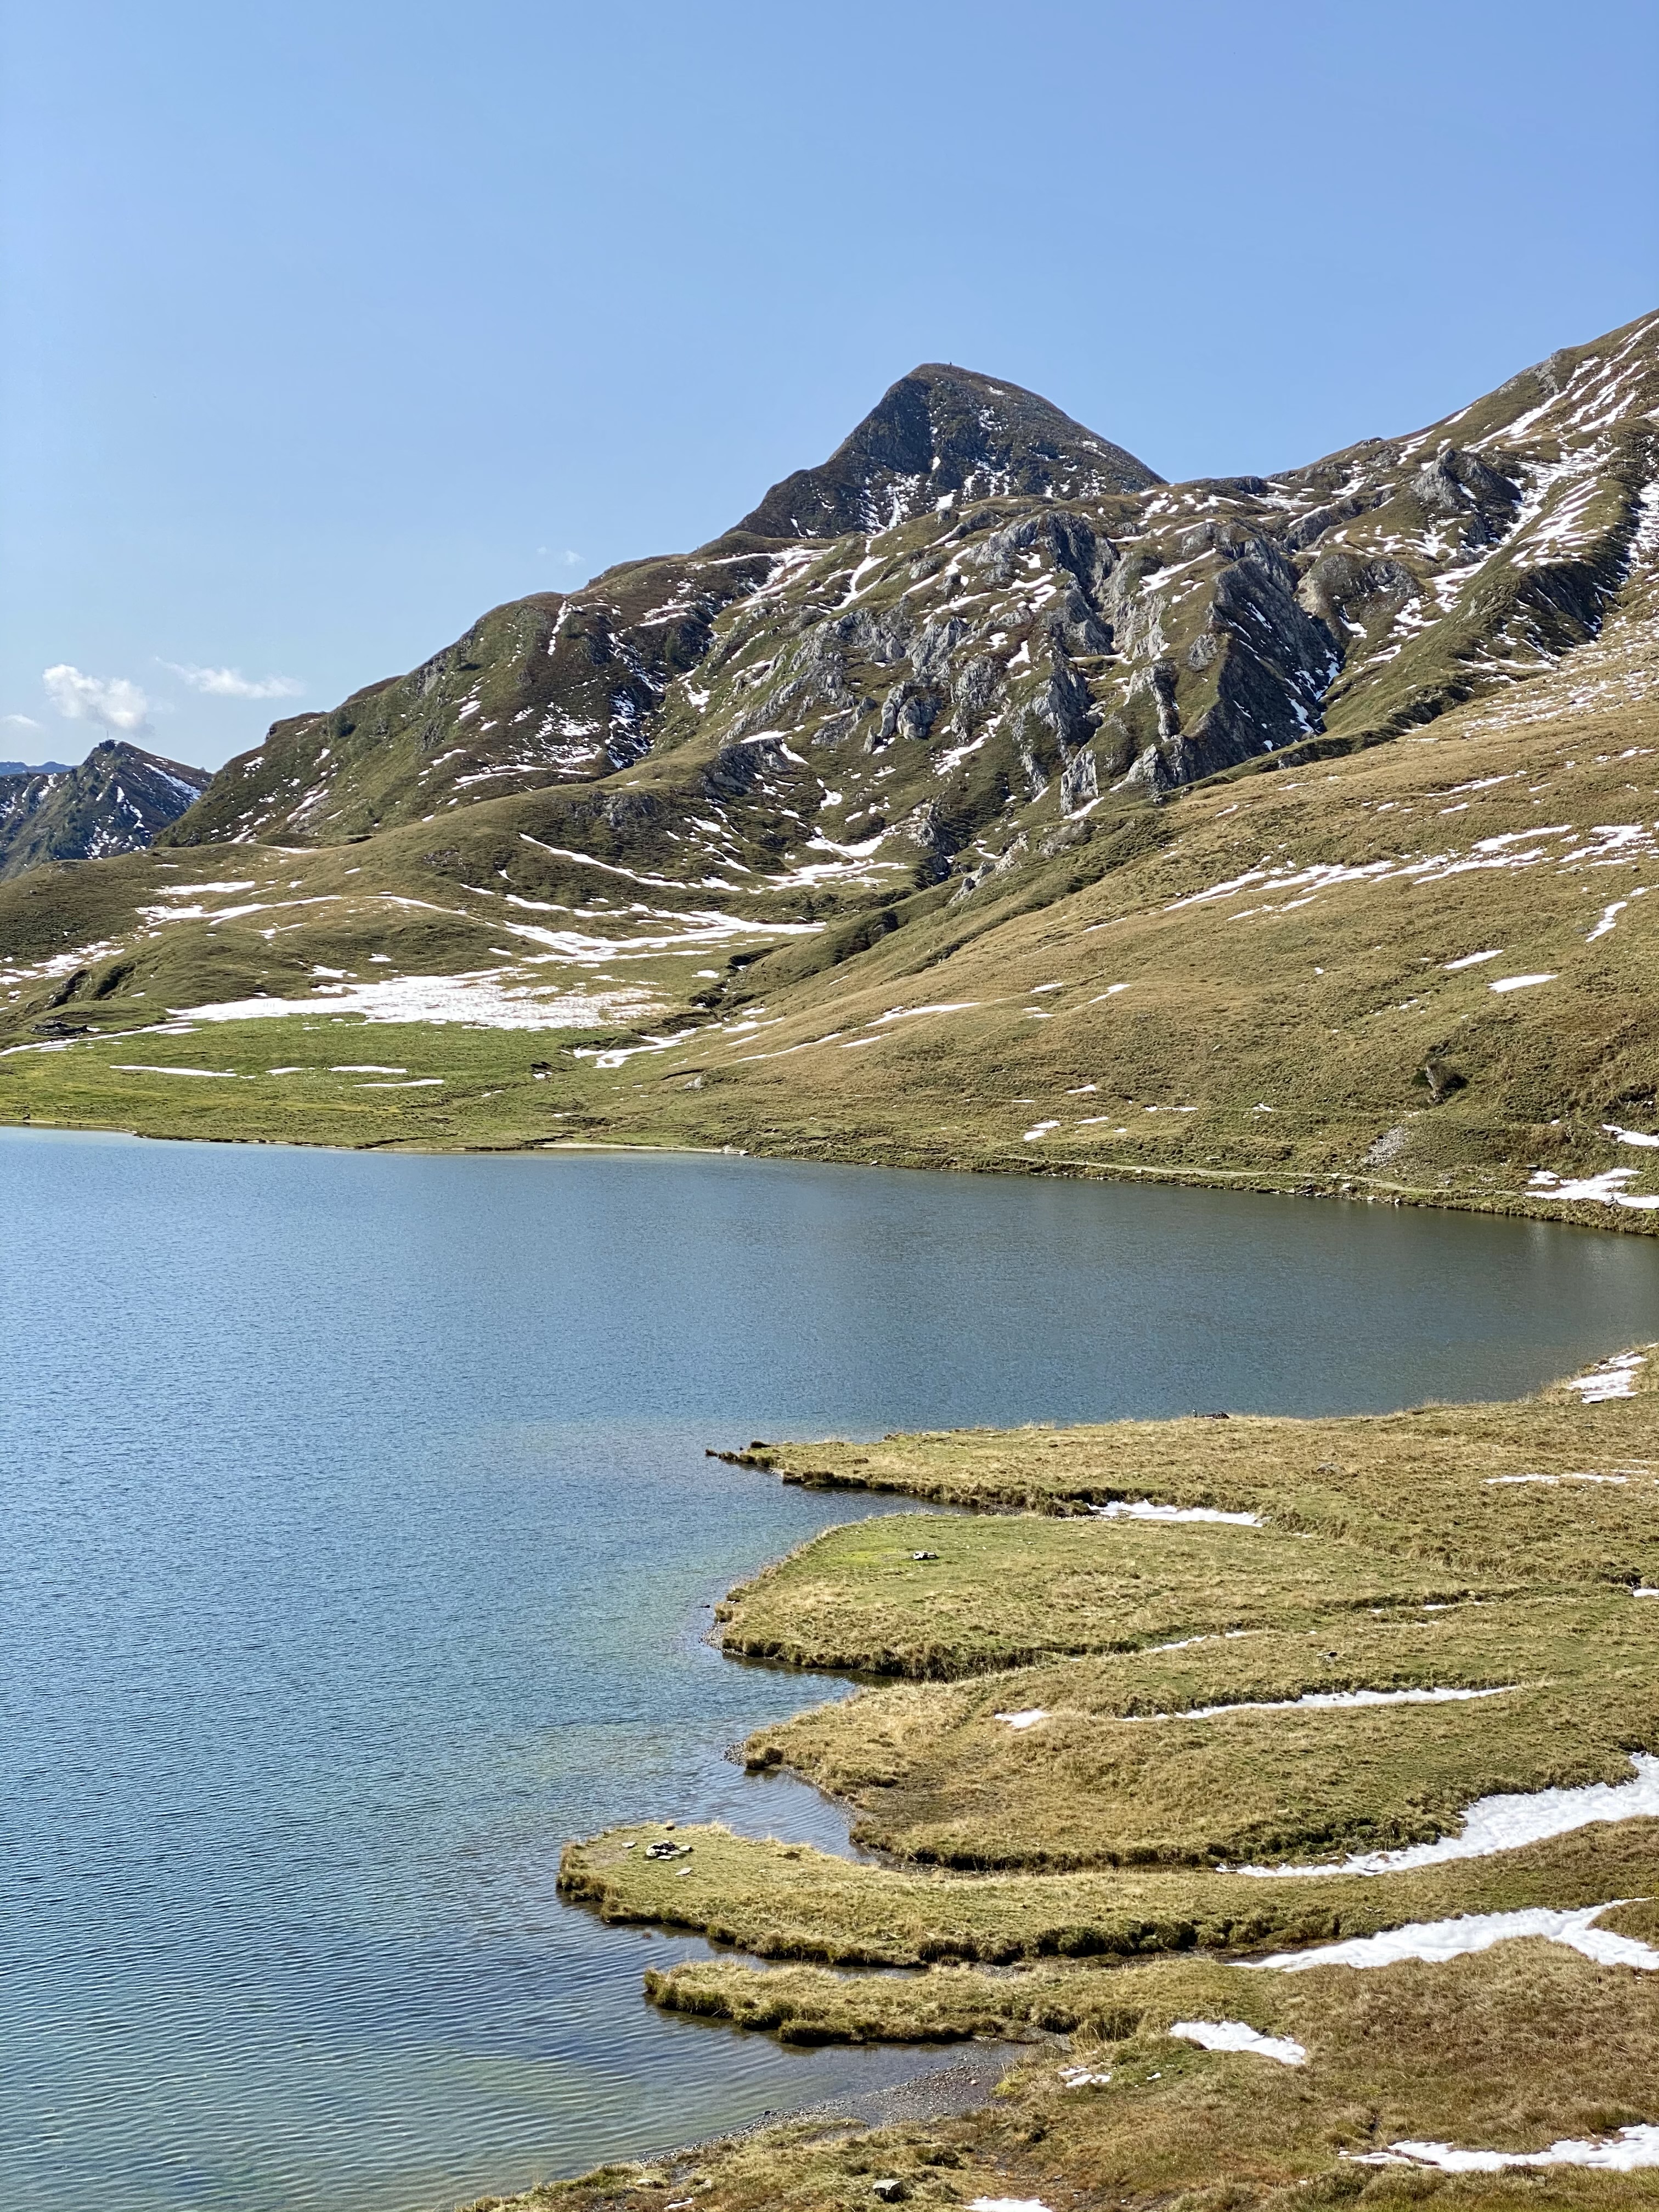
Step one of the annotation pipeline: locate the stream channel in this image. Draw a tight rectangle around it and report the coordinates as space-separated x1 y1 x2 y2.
4 1128 1658 2211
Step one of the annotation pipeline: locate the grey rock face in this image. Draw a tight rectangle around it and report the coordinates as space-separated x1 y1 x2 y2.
167 311 1658 924
0 741 210 882
731 362 1162 540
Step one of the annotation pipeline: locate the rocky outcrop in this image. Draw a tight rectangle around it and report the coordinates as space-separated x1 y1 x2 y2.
730 363 1162 539
166 312 1659 916
0 742 209 882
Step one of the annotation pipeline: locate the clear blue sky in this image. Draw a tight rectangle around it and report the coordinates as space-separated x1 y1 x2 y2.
3 0 1654 771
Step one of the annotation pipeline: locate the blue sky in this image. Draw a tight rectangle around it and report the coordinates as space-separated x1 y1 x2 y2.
2 0 1654 772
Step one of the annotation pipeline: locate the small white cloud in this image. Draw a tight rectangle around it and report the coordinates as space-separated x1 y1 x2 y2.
161 662 304 701
1 712 42 732
43 664 151 732
562 550 580 566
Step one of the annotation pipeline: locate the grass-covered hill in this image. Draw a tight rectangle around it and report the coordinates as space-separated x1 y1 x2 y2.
2 313 1656 1223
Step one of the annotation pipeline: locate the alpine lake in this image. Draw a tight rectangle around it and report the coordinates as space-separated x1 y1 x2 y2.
5 1128 1657 2212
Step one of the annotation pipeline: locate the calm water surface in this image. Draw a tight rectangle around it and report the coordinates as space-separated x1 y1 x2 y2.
4 1131 1657 2212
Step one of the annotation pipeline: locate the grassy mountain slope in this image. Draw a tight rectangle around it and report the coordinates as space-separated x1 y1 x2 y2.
2 315 1656 1224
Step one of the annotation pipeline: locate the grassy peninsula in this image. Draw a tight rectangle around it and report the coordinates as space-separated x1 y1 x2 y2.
470 1349 1659 2210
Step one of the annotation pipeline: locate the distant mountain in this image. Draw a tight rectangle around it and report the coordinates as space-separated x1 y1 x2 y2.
0 741 210 882
0 759 73 775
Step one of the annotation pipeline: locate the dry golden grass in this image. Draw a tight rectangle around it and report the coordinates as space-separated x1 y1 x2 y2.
479 1941 1659 2210
6 610 1659 1245
522 1369 1659 2211
557 1819 1659 1968
745 1595 1659 1870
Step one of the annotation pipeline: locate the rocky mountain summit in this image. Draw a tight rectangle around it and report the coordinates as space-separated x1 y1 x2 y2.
166 313 1657 913
0 741 210 882
5 312 1659 1231
727 362 1163 540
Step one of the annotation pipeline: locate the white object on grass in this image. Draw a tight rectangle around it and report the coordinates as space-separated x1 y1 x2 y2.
1057 2064 1113 2089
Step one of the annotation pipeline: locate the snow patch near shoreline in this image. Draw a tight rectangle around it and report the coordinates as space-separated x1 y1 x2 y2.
1563 1351 1649 1399
1530 1169 1659 1212
1250 1901 1659 1974
1233 1754 1659 1877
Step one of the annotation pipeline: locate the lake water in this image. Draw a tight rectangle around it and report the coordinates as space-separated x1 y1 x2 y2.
4 1131 1657 2212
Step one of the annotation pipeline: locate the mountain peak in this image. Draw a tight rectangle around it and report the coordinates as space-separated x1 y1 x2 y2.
730 362 1162 541
0 739 210 882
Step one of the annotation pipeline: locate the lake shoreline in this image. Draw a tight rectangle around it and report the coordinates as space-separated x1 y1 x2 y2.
10 1132 1659 2212
510 1359 1659 2211
7 1103 1659 1240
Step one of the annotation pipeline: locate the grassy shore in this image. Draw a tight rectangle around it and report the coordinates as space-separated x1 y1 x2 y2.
475 1354 1659 2210
474 1937 1659 2211
6 613 1659 1242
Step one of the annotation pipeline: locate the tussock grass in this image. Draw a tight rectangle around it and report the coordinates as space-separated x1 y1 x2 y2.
645 1950 1270 2043
714 1511 1461 1678
557 1819 1659 1968
743 1596 1659 1870
532 1374 1659 2209
739 1382 1659 1586
484 1941 1659 2210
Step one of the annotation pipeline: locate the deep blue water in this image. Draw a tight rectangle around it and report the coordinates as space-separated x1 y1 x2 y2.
3 1130 1657 2212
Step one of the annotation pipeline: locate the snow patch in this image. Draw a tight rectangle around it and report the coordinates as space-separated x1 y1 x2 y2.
1249 1900 1659 1974
1169 2021 1306 2066
1562 1350 1649 1397
1141 1686 1513 1723
168 973 670 1031
1348 2127 1659 2174
1234 1752 1659 1877
1090 1500 1262 1526
1530 1169 1659 1212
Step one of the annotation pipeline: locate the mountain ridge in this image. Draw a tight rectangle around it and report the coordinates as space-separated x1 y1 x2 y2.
0 740 210 883
3 312 1658 1234
162 311 1658 866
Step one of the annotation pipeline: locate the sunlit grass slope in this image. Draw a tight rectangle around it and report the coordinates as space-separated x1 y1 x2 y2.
4 612 1657 1235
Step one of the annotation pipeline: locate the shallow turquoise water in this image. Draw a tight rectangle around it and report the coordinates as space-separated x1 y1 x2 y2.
3 1131 1656 2211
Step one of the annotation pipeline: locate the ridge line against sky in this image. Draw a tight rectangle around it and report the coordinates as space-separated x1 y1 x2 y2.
2 0 1655 771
